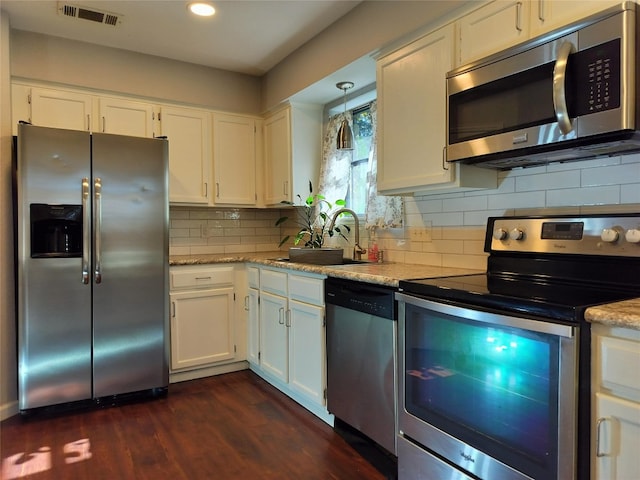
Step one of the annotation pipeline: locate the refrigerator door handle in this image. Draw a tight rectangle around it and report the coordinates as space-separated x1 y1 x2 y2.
82 177 90 284
94 177 103 284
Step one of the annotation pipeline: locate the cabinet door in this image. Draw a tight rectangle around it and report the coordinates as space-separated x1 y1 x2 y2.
288 299 325 405
377 25 455 193
259 291 289 382
170 288 235 370
247 287 260 366
160 106 211 204
98 97 155 137
212 113 256 205
530 0 618 38
594 392 640 480
458 0 529 65
263 108 292 205
30 87 92 132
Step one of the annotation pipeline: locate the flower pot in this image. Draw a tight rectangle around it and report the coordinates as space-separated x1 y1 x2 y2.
288 247 344 265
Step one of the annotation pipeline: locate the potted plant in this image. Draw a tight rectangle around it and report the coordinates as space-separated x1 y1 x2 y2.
275 181 350 265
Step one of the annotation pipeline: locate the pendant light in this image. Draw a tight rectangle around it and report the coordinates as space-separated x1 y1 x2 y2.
336 81 355 150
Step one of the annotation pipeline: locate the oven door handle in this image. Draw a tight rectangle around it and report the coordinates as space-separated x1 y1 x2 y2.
396 292 575 338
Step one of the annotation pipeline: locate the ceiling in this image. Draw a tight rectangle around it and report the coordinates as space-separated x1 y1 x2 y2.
0 1 451 106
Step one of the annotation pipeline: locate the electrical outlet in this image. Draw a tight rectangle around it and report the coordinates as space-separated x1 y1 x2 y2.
409 225 432 242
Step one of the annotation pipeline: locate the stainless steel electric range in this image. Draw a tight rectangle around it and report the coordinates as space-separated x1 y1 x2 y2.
396 214 640 480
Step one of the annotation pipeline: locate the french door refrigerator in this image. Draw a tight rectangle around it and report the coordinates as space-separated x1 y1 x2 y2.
16 123 169 412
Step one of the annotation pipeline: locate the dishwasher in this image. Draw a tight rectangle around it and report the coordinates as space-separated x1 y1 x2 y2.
325 277 397 458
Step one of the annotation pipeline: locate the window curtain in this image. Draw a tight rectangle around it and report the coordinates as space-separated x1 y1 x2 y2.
364 101 403 229
318 102 403 229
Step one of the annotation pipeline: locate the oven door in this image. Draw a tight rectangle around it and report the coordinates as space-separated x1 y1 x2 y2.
396 293 578 480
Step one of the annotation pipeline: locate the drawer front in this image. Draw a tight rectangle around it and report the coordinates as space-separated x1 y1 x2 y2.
248 266 259 289
289 274 324 306
260 268 288 297
599 335 640 401
171 266 234 290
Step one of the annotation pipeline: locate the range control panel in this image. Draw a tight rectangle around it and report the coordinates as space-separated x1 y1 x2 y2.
486 214 640 257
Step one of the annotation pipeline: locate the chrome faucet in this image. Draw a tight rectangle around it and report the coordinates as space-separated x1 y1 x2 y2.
328 208 366 260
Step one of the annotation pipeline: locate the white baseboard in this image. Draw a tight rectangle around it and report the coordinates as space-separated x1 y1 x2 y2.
169 361 249 384
0 400 19 421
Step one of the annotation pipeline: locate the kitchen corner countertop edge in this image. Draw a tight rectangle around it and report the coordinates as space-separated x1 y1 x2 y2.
170 252 640 330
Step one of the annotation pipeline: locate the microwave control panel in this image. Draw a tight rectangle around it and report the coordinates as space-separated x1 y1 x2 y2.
573 38 621 116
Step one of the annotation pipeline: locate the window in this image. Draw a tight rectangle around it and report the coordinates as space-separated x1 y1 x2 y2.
347 105 372 215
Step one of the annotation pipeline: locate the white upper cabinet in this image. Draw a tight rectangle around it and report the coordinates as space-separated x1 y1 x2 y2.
19 86 93 133
376 24 496 195
98 97 155 138
263 104 321 206
159 105 211 205
212 112 257 206
530 0 619 38
458 0 529 65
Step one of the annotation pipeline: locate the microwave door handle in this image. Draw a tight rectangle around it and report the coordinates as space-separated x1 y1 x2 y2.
553 41 575 135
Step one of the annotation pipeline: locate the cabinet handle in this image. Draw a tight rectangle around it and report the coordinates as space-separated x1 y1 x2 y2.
195 276 212 280
515 2 523 32
244 295 249 311
102 116 106 132
442 146 449 171
596 417 610 457
278 307 285 325
285 309 291 327
538 0 545 22
216 182 220 198
87 114 90 131
283 180 289 197
204 182 208 198
171 301 176 318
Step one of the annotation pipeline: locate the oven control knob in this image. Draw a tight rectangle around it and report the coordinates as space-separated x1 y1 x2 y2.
625 228 640 243
493 228 508 240
600 228 620 243
509 228 525 241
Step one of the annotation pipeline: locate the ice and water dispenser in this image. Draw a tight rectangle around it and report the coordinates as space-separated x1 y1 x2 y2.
30 204 82 258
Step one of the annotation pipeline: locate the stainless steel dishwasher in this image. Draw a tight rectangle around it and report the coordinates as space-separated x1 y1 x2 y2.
325 277 397 456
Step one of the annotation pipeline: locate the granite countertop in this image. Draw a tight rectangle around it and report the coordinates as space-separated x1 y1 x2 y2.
170 252 640 330
585 298 640 331
169 252 482 287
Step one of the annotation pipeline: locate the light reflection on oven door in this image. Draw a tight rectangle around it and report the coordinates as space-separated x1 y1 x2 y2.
396 293 578 480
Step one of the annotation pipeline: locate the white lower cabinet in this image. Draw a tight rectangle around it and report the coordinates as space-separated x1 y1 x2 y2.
248 265 331 424
592 325 640 479
169 265 245 382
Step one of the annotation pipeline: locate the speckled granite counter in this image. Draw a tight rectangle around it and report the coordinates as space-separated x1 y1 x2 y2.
169 252 482 287
585 298 640 330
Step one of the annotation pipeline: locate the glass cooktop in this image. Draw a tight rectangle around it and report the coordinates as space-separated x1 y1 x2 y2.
399 273 639 323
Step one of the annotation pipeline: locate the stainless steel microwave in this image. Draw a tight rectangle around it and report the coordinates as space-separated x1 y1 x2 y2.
446 2 640 170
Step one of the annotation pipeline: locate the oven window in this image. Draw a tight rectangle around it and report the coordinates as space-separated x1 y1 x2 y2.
404 303 559 477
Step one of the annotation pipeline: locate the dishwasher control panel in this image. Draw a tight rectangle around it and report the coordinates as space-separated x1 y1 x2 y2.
325 278 396 320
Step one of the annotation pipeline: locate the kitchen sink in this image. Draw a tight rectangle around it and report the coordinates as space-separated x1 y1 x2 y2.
268 257 371 265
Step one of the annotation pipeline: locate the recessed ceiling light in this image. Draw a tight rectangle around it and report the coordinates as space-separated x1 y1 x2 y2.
188 2 215 17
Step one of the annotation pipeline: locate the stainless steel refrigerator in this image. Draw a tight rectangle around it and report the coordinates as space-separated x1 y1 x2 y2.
16 123 169 412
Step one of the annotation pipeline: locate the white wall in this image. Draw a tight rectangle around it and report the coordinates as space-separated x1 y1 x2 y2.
10 30 262 114
0 10 17 420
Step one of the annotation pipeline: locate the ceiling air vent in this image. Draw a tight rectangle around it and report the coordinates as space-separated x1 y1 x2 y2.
57 2 122 26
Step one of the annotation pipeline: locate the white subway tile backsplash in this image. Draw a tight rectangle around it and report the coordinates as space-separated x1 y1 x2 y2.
581 163 640 186
515 169 580 192
546 185 620 206
621 184 640 203
487 191 546 210
169 162 640 266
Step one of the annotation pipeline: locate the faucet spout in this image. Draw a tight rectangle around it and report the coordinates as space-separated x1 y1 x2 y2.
328 208 366 260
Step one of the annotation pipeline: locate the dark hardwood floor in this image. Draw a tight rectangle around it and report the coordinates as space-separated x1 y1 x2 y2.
1 370 387 480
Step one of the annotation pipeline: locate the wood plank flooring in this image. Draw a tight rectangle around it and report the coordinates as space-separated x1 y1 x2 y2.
1 370 387 480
